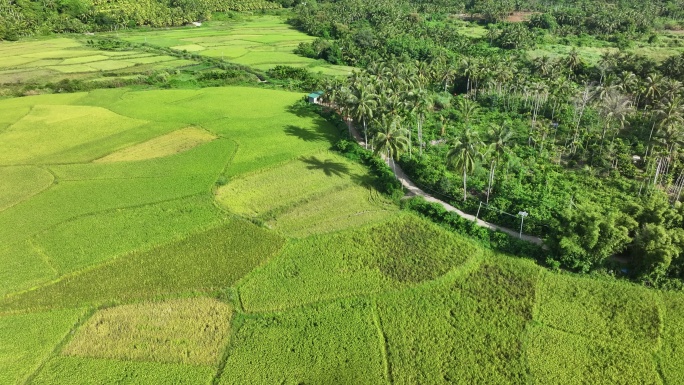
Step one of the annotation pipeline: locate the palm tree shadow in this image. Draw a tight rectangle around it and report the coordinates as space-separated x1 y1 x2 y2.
351 173 375 188
300 156 350 177
284 125 328 142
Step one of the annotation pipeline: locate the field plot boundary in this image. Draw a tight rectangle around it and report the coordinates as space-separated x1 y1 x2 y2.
22 307 95 385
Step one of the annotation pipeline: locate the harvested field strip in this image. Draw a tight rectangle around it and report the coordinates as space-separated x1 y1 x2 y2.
216 153 367 217
0 219 285 312
95 127 217 163
0 308 88 385
64 298 232 366
31 356 215 385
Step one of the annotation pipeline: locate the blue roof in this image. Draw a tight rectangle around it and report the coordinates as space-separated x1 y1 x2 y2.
308 91 324 98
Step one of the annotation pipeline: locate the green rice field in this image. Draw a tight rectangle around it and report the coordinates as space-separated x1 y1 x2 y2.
0 37 194 85
0 83 682 384
117 16 354 75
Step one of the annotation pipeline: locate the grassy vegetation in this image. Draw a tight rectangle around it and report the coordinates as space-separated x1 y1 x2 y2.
63 298 232 366
32 195 225 276
0 308 87 385
0 220 284 312
658 293 684 384
376 255 539 384
1 61 683 383
31 356 215 385
239 214 479 312
0 104 148 165
527 325 662 385
220 298 387 385
536 273 664 351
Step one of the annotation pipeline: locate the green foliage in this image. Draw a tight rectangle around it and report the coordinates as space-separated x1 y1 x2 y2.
495 22 536 49
0 0 282 39
401 196 545 260
0 308 88 385
550 202 637 272
31 356 215 385
334 139 404 199
219 298 387 385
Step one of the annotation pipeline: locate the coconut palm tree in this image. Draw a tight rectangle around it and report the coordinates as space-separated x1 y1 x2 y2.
456 96 480 130
597 90 633 153
374 115 409 174
447 127 484 201
412 89 433 157
485 122 514 203
353 85 377 149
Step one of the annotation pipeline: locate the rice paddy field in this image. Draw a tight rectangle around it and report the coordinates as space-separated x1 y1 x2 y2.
116 16 354 75
0 82 682 383
0 37 195 85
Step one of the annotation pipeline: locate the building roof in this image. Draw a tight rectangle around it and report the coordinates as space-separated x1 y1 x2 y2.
308 91 323 98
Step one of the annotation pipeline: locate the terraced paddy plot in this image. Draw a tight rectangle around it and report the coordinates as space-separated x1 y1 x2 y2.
377 257 538 384
31 195 225 275
216 151 398 236
64 298 232 366
0 308 87 385
527 325 662 385
32 356 216 385
216 153 370 217
118 16 353 75
0 37 192 83
220 298 387 385
0 105 149 165
239 215 478 312
96 127 217 162
536 273 663 350
0 220 285 311
0 166 53 211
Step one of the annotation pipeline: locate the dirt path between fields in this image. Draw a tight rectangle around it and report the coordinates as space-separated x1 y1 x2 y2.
339 114 544 245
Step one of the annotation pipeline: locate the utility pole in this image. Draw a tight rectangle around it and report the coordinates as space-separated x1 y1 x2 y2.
518 211 528 239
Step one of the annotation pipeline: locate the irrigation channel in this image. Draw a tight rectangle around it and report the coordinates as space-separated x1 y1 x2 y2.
338 113 544 245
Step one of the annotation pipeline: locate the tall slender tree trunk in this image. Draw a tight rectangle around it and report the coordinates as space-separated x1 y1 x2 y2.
363 118 368 150
463 168 467 201
486 161 495 203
